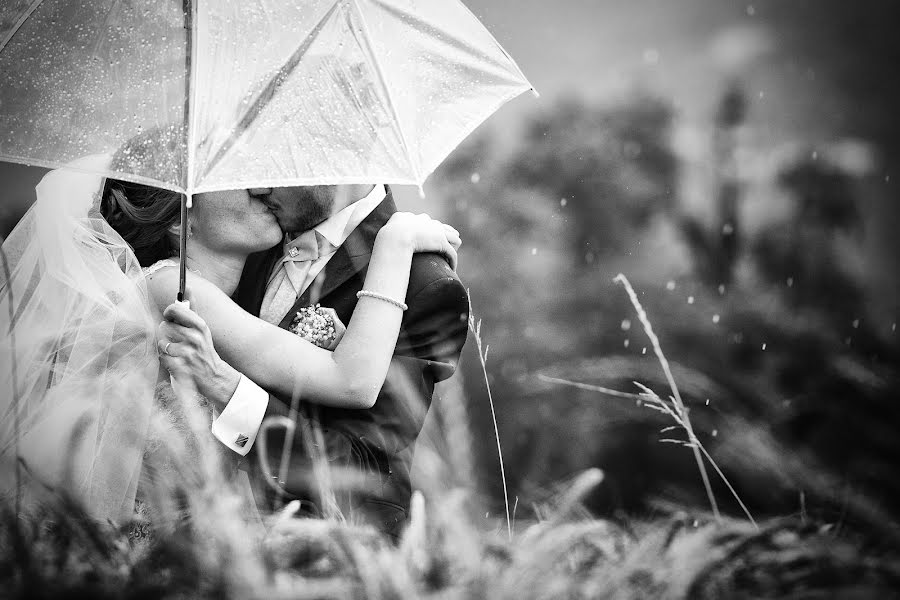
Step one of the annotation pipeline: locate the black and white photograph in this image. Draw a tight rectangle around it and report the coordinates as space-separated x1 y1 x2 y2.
2 0 899 597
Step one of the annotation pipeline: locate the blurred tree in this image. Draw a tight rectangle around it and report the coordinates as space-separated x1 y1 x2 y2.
431 94 694 514
681 81 748 287
753 156 863 319
505 94 678 265
759 0 900 319
760 0 900 160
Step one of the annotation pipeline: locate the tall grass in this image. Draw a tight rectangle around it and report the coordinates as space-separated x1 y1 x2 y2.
468 293 512 540
613 274 723 523
540 274 757 528
0 244 21 519
2 285 899 598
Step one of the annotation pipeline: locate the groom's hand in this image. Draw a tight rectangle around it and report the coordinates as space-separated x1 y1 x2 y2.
158 301 240 411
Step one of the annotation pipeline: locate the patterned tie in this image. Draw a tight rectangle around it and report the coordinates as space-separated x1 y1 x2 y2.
259 230 331 325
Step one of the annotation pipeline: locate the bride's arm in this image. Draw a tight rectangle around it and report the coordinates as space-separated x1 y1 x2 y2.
148 214 459 410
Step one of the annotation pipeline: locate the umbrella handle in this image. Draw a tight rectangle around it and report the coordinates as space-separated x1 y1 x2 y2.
177 194 191 301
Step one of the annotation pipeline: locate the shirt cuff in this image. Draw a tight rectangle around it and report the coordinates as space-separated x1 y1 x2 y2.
211 374 269 456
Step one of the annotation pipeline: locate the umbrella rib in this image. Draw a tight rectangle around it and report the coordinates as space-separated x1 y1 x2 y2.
0 0 46 53
451 0 534 89
349 0 419 183
196 2 341 183
184 0 198 193
89 0 123 57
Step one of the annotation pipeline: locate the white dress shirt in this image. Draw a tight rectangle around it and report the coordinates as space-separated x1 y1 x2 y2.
261 184 387 321
212 185 387 455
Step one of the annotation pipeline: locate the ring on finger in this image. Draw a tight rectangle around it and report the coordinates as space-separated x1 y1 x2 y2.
163 341 172 356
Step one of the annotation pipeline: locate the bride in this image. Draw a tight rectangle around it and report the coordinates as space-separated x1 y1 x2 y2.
0 154 460 524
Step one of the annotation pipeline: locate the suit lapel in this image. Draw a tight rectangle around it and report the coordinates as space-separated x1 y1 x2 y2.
278 188 397 329
235 244 283 315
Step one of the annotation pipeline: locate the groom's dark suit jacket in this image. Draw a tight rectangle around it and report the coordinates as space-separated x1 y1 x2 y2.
233 188 468 536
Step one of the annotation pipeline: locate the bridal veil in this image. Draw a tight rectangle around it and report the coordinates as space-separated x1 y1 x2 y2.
0 157 157 523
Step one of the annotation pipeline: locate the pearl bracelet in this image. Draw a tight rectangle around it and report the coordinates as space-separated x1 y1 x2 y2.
356 290 408 311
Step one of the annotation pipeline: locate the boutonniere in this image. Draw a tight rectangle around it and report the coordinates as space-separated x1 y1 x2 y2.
288 304 344 350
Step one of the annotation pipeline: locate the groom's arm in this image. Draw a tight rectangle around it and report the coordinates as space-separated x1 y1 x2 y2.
360 254 470 455
395 265 469 381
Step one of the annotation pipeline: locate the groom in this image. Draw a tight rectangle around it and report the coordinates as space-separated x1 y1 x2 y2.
227 183 468 538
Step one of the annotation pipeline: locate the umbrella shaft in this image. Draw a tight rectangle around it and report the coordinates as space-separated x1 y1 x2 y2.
178 194 188 302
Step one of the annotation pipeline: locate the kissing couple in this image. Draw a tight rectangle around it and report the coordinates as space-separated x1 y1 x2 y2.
0 133 468 542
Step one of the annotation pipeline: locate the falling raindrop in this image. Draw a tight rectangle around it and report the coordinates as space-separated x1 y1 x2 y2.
712 314 720 324
642 347 647 355
852 319 860 329
711 429 718 437
621 319 632 331
560 198 567 207
787 277 794 287
470 172 480 184
666 280 676 291
624 339 630 348
746 4 756 16
687 296 695 304
642 48 660 65
705 398 710 406
718 284 725 295
530 247 537 256
762 342 767 350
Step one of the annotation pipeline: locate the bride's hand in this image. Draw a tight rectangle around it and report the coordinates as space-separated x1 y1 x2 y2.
158 301 240 410
378 212 462 270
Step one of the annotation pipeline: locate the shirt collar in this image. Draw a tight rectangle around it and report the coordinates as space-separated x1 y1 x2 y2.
305 184 386 249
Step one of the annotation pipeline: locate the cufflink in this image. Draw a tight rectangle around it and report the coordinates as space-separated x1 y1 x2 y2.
235 433 249 448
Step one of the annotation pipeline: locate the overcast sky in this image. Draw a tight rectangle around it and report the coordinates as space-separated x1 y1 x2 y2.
458 0 842 150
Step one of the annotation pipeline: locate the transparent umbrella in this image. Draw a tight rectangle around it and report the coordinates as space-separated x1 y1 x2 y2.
0 0 533 193
1 1 532 296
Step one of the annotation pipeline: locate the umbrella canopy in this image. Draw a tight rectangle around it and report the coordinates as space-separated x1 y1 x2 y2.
0 0 533 194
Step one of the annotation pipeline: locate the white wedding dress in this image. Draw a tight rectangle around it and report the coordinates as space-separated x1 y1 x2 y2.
1 160 178 524
1 161 263 528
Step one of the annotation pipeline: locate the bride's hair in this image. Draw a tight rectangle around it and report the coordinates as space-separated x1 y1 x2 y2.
100 179 181 266
100 124 185 266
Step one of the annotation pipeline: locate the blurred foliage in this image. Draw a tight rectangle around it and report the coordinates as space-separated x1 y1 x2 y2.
506 95 677 263
433 82 900 535
760 0 900 159
681 81 745 287
6 490 900 599
753 156 864 320
758 0 900 315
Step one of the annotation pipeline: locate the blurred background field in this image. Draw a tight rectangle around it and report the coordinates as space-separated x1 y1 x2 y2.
404 0 900 534
3 0 900 595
